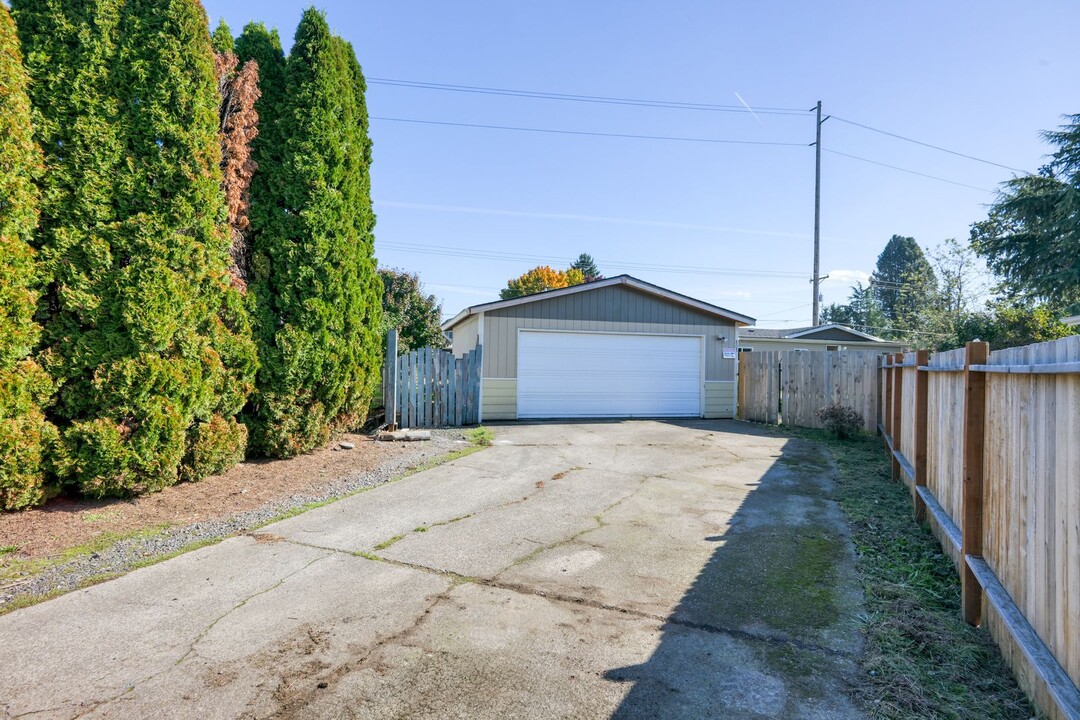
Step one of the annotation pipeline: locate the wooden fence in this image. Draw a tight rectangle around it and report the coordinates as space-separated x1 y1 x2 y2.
384 341 482 429
881 339 1080 720
738 350 780 424
738 350 881 432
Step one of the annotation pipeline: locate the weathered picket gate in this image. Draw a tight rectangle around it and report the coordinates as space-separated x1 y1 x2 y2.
383 334 482 428
738 350 882 432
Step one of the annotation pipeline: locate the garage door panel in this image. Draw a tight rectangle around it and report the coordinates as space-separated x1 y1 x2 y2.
517 332 702 418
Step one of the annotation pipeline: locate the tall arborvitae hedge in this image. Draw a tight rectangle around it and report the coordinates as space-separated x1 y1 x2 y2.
0 4 56 510
13 0 257 496
243 9 382 457
235 20 286 274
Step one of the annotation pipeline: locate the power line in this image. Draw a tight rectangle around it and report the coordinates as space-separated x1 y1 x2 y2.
831 116 1031 175
825 149 994 192
370 116 809 147
756 303 813 318
368 77 810 116
370 78 1025 173
378 241 810 279
373 117 993 190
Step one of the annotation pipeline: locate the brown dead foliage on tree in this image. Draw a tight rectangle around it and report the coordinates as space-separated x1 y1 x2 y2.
215 51 260 288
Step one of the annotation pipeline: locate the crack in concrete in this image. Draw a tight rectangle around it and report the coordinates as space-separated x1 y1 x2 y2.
263 582 458 720
176 553 331 666
9 704 69 719
69 551 332 720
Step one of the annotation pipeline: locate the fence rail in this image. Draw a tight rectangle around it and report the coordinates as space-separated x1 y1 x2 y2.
880 339 1080 720
383 333 482 428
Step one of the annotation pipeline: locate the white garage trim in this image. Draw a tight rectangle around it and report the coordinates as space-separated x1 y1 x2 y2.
516 329 705 419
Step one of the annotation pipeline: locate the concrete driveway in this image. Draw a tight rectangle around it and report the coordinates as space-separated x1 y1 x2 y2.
0 421 865 719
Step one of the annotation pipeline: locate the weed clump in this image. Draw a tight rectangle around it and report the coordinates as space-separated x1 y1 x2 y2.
816 404 864 440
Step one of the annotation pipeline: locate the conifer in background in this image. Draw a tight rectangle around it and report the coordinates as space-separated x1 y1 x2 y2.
13 0 257 496
0 4 56 510
211 17 234 53
235 21 286 248
243 9 382 457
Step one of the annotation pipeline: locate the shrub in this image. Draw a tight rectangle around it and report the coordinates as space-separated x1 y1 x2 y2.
14 0 257 497
180 414 248 482
0 4 56 510
816 404 864 440
243 10 382 457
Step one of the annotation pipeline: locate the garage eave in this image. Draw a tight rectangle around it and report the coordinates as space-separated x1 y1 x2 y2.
441 274 756 331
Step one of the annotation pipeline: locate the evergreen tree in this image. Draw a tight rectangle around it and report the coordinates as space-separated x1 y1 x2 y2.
570 252 602 281
869 235 938 329
235 21 286 242
211 18 234 53
244 9 381 457
820 283 886 335
14 0 257 496
971 115 1080 306
0 4 56 509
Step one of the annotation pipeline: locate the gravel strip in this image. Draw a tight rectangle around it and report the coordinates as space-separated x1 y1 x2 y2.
0 430 467 610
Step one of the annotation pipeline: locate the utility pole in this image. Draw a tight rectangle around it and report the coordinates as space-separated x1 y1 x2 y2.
812 100 823 326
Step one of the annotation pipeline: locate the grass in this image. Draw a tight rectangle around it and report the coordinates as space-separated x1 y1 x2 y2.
468 426 494 446
0 535 225 617
789 427 1034 720
373 534 406 551
399 427 493 478
0 523 173 585
0 545 19 556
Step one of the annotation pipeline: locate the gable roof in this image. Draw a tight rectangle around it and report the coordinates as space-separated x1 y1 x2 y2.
741 323 887 342
441 274 756 330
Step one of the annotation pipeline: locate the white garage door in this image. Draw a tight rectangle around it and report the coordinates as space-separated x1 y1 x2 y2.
517 331 702 419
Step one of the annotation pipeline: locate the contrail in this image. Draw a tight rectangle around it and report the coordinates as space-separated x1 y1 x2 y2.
734 91 766 127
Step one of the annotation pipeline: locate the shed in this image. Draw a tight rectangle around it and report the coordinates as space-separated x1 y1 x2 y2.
738 324 906 353
441 275 755 421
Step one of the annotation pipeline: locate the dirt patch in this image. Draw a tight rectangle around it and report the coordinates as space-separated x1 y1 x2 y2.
0 433 413 561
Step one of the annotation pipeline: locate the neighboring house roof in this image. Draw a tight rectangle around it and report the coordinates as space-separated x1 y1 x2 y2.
441 274 756 331
740 323 888 343
1063 315 1080 327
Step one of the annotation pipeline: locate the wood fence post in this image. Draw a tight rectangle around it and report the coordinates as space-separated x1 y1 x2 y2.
891 353 904 482
961 340 990 626
386 330 398 431
913 349 929 522
883 354 893 440
737 352 746 420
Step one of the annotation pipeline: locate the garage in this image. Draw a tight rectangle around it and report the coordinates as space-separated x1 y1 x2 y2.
517 331 703 418
442 275 755 421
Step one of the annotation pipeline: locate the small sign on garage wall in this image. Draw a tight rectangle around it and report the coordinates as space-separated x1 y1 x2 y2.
723 347 737 359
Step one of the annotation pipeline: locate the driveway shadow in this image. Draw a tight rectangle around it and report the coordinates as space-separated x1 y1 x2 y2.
602 428 866 719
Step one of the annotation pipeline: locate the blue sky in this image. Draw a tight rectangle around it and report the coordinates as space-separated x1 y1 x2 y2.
205 1 1078 328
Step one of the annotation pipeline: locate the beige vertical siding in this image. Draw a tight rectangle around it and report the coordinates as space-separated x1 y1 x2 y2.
482 285 738 381
451 314 479 357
